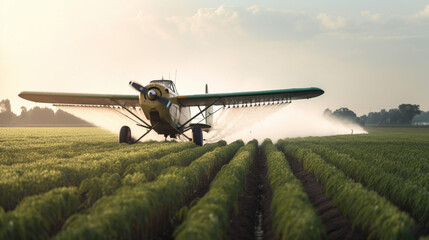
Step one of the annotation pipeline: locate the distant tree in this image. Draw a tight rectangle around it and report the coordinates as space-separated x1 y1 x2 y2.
413 111 429 124
398 104 421 125
388 109 402 125
26 107 56 124
55 109 90 125
356 115 367 126
366 111 380 125
0 111 17 125
0 99 17 125
332 108 358 123
380 109 389 125
323 108 333 118
0 99 11 113
0 100 92 126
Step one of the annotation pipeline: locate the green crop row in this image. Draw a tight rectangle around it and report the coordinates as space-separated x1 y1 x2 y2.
263 139 325 240
174 140 257 240
53 141 244 240
0 141 196 210
299 142 429 229
78 141 226 206
0 187 80 240
279 140 416 240
123 141 226 183
78 173 123 207
289 134 429 174
317 141 429 190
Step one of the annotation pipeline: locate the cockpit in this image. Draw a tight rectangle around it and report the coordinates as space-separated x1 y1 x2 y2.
150 80 178 93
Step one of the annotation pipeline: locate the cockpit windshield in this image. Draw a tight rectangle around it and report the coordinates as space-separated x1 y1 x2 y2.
150 80 177 93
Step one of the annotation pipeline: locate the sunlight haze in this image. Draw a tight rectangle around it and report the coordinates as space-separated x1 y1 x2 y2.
1 0 429 115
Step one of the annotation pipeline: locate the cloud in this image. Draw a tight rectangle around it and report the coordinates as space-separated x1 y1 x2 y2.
317 13 346 29
133 4 428 45
416 4 429 18
136 5 243 40
181 5 241 35
361 10 381 21
247 5 261 15
360 35 422 41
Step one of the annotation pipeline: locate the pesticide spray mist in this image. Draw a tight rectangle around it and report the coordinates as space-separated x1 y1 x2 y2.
58 102 366 143
205 101 366 143
57 106 165 141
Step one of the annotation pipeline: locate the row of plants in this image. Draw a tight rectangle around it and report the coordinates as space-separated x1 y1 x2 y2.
0 187 80 239
296 142 429 229
79 141 226 206
291 134 429 175
123 141 226 183
53 141 244 239
263 139 325 240
315 141 429 190
278 140 416 240
0 141 196 210
174 140 257 240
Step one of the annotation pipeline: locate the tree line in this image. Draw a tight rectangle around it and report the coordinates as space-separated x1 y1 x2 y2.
324 104 428 126
0 99 93 126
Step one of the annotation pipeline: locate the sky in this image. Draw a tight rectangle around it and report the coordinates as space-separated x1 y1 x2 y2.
1 0 429 116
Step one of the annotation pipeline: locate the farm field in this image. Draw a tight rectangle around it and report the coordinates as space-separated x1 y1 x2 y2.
0 127 429 240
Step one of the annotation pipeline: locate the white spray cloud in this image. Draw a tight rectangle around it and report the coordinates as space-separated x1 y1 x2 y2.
207 101 366 144
57 106 164 142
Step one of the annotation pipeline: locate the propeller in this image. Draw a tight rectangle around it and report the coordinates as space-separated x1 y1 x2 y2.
129 81 172 108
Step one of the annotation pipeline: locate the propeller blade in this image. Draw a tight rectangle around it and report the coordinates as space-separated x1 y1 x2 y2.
157 96 172 108
129 81 148 94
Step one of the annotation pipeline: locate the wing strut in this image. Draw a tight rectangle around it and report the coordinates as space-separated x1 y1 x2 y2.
195 106 223 124
112 100 151 129
178 98 221 130
133 123 158 143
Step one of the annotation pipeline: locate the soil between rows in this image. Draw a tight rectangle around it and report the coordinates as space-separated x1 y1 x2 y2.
226 148 276 240
285 153 365 240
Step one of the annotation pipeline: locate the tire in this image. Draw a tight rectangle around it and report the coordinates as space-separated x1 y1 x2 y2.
119 126 132 144
192 126 203 146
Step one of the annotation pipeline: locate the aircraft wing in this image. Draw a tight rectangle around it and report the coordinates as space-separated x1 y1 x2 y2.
18 91 140 107
173 87 324 107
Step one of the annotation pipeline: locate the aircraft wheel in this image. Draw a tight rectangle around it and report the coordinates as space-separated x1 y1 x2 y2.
192 126 203 146
119 126 132 144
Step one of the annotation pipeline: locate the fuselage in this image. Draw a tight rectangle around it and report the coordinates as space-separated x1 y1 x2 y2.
139 80 190 136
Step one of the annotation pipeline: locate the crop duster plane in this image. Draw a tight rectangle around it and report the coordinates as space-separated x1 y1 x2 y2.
19 80 324 145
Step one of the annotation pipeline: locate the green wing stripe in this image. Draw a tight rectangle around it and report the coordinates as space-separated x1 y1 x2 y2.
19 91 140 107
174 87 324 107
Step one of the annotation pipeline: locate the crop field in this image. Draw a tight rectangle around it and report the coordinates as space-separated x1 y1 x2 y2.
1 127 429 240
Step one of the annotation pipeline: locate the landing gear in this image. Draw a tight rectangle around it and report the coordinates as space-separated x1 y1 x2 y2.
192 126 203 146
119 126 132 144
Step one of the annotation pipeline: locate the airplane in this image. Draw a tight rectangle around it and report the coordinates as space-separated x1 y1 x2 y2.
19 79 324 145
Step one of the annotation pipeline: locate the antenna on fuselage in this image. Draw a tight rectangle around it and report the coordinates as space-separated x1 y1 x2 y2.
174 70 177 85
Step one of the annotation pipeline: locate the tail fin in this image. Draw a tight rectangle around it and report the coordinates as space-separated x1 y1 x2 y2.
205 84 213 127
